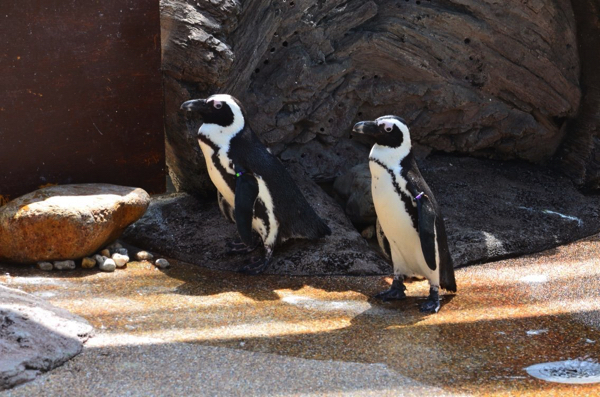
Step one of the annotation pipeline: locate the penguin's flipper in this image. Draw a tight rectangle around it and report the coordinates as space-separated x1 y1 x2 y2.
234 170 259 247
416 194 438 271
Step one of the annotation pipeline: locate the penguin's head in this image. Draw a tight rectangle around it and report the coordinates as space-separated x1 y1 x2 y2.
181 94 246 137
352 115 410 148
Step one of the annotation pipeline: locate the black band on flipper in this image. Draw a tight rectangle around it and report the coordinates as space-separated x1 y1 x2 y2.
234 168 259 246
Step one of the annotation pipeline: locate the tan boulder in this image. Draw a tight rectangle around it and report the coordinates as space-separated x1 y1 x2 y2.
0 184 150 263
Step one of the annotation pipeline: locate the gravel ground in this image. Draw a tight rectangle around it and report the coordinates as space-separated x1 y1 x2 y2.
1 234 600 396
2 334 458 397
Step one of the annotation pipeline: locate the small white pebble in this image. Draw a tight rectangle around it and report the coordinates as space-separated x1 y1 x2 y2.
36 262 53 271
99 258 116 272
136 251 154 261
112 253 129 268
100 249 110 257
154 258 170 269
81 257 96 269
53 260 76 270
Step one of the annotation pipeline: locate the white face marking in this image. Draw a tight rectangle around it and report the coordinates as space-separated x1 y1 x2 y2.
198 94 245 144
379 119 395 133
369 117 412 170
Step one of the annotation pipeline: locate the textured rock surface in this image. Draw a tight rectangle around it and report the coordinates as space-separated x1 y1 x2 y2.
333 163 375 227
0 184 150 264
0 285 93 391
124 164 389 275
161 0 581 194
554 0 600 191
336 155 600 267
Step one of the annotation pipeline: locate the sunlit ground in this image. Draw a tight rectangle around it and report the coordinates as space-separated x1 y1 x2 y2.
2 235 600 396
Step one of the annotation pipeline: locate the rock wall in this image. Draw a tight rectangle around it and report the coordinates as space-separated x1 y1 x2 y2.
161 0 582 194
554 0 600 191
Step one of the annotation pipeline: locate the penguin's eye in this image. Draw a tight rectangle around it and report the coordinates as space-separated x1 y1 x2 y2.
214 102 223 109
385 126 393 132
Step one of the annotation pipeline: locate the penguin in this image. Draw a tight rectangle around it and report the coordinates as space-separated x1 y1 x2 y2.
181 94 331 274
352 115 456 313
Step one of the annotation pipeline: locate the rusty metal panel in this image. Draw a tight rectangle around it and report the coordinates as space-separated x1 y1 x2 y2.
0 0 165 204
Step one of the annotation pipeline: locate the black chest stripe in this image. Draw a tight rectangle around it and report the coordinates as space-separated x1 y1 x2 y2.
370 157 418 230
198 134 236 193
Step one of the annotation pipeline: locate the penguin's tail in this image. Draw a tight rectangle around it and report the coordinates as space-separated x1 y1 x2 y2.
440 258 457 293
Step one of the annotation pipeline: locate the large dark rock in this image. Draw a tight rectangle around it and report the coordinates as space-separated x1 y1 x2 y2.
0 285 93 391
161 0 581 194
335 155 600 267
123 164 389 275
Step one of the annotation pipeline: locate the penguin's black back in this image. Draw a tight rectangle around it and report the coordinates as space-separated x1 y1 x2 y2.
229 126 331 242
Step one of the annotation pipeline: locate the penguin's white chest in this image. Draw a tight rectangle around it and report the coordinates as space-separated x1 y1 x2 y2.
369 161 435 281
198 139 235 206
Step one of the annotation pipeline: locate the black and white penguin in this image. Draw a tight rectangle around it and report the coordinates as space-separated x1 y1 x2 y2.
181 94 331 274
352 115 456 313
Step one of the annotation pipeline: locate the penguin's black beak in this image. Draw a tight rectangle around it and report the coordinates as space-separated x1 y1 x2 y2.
180 99 208 113
352 120 378 136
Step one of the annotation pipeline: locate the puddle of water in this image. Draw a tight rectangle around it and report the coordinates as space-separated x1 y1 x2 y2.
525 358 600 384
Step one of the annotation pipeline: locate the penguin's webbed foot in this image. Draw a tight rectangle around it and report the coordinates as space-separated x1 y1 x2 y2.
238 246 273 275
239 257 270 275
225 238 259 255
374 278 407 301
419 286 440 314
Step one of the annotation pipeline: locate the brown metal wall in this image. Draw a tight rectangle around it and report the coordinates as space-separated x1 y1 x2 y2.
0 0 165 204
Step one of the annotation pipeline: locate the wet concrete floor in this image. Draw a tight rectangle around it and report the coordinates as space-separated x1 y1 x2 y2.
2 235 600 396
